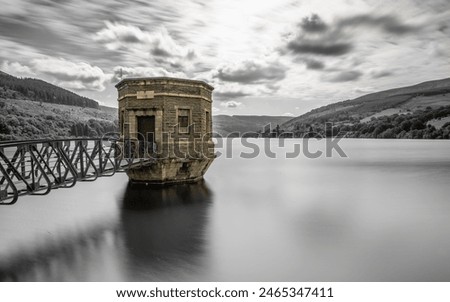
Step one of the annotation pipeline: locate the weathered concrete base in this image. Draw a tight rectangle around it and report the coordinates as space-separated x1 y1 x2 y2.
126 158 214 185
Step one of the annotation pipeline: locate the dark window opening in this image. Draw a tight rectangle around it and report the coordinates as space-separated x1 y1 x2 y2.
178 116 189 128
178 109 190 133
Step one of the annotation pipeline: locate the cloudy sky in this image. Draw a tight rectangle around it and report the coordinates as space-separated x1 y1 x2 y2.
0 0 449 116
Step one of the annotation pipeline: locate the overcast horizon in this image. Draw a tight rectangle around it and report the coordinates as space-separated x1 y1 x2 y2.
0 0 449 116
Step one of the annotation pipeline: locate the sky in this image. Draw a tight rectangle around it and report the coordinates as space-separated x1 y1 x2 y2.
0 0 449 116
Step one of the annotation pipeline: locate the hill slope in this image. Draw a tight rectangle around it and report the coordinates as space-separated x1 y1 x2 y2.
0 70 118 141
0 98 117 141
281 78 450 139
213 115 292 136
0 70 99 109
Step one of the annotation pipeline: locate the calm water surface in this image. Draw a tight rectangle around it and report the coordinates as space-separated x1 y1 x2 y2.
1 139 450 281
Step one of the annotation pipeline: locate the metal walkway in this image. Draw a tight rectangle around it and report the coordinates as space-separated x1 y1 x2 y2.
0 138 146 205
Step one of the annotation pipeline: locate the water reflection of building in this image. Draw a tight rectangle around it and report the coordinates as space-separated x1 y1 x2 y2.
120 181 212 280
0 181 213 281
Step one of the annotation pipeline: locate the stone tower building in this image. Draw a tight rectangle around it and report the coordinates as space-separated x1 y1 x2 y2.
115 77 215 184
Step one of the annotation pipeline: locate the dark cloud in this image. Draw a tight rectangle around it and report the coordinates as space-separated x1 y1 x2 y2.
151 47 172 57
337 14 417 35
283 13 417 59
186 50 196 60
214 60 286 84
0 17 86 57
304 58 325 70
284 13 352 57
214 90 250 99
287 40 352 56
438 23 448 33
325 70 362 82
0 14 122 64
300 14 328 32
371 70 393 78
120 34 142 43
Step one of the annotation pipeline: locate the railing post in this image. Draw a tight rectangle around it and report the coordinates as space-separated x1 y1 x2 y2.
20 147 26 179
79 141 85 178
98 140 103 174
29 145 38 190
55 141 63 184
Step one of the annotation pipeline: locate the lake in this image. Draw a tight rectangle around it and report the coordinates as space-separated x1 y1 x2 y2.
1 139 450 281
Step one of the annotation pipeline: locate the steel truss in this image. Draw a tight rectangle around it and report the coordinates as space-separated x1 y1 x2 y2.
0 138 140 205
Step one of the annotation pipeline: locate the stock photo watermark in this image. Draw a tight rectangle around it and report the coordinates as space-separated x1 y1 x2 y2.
107 123 348 160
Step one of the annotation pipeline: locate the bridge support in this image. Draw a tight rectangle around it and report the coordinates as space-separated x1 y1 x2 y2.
0 138 144 205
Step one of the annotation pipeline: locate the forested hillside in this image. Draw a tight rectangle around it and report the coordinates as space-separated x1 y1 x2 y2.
282 78 450 139
0 98 117 141
0 71 98 109
0 70 117 141
213 115 292 136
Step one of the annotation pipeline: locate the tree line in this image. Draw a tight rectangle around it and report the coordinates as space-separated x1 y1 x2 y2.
290 106 450 139
0 71 99 109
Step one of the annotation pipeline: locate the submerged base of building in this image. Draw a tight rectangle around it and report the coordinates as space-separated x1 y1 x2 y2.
125 157 214 185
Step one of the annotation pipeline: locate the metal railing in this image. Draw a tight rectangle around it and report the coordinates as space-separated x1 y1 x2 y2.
0 138 148 205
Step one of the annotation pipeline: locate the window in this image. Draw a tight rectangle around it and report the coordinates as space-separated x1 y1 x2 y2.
178 108 190 133
179 116 189 127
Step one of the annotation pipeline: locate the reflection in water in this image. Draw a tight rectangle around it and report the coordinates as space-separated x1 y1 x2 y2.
0 179 213 281
0 226 122 281
120 181 213 281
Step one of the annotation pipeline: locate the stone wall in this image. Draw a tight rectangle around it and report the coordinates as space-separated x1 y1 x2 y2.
116 77 214 159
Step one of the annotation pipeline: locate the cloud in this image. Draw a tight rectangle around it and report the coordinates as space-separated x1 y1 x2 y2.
213 83 252 100
94 22 197 72
213 90 250 99
94 22 144 45
111 66 185 83
283 13 417 58
287 40 352 56
300 14 328 33
324 70 363 82
1 57 110 91
284 14 352 57
211 59 286 100
1 60 36 77
32 57 110 91
0 15 98 60
337 14 417 35
304 58 325 70
371 70 393 78
213 59 287 84
213 81 280 101
220 101 242 108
